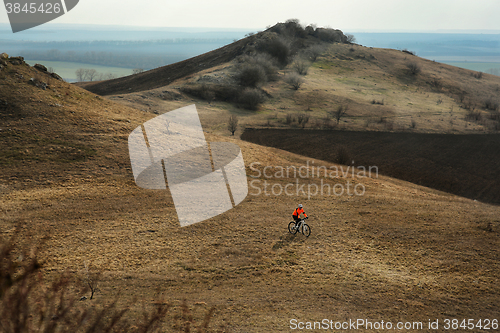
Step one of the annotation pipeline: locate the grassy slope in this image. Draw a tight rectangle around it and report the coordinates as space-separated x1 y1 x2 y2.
2 58 500 331
102 43 500 137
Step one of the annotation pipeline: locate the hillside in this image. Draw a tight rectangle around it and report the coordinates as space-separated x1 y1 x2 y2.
78 24 500 136
1 53 500 331
75 24 500 208
74 35 252 96
76 22 348 96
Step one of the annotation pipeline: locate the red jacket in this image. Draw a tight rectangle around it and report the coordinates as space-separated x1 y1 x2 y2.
292 207 307 218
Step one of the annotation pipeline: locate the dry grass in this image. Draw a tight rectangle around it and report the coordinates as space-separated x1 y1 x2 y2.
106 43 500 135
2 50 500 332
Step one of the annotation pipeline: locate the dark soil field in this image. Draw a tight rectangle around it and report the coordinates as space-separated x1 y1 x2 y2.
241 129 500 205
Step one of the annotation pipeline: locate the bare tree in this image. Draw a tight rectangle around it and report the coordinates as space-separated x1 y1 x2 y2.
292 57 310 75
406 62 421 75
83 261 99 300
304 44 325 62
331 105 348 124
228 115 238 136
301 115 310 128
286 73 304 90
85 69 98 81
75 68 85 81
297 113 305 125
345 34 356 43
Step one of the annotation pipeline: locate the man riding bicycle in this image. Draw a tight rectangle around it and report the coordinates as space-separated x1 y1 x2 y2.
292 204 307 224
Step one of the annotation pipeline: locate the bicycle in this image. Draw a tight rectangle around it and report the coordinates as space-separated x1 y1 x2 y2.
288 217 311 237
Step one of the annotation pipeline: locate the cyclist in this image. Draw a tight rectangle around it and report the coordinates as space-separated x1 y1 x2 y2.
292 204 307 225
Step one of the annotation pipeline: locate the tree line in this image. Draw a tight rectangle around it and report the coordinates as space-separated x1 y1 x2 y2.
20 49 178 69
75 68 145 81
75 68 117 82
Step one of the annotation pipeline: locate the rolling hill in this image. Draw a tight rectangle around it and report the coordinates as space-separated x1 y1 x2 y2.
76 22 500 206
1 23 500 332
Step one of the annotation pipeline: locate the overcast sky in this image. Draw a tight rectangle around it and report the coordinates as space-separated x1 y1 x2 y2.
1 0 500 32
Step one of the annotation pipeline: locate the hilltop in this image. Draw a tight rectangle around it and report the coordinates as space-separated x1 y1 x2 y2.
1 49 500 331
77 21 347 96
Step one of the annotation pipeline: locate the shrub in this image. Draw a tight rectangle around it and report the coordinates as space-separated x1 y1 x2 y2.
212 84 240 101
253 53 278 79
463 99 477 111
181 83 242 103
472 71 483 79
297 113 305 124
489 111 500 121
371 99 384 105
406 62 421 75
331 105 348 124
285 73 304 90
303 44 325 62
322 117 336 130
484 97 500 111
199 83 216 101
345 34 356 43
466 110 482 121
402 49 416 56
258 37 292 67
228 115 238 135
283 18 307 38
236 64 267 88
238 88 264 110
429 78 442 90
180 84 213 101
292 57 310 75
335 146 351 165
237 54 278 81
314 28 344 43
301 115 310 128
457 90 467 103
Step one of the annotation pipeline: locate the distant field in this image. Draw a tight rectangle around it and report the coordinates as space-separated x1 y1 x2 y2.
24 60 133 82
442 61 500 74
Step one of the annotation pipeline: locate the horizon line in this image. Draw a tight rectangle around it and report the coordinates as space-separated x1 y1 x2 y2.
1 22 500 34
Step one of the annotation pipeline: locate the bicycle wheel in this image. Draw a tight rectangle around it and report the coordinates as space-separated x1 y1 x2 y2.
302 224 311 237
288 221 298 235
